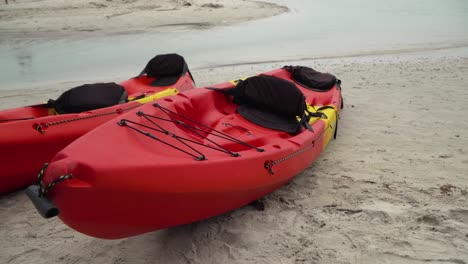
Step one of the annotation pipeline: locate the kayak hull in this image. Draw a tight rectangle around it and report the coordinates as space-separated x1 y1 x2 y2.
36 68 342 238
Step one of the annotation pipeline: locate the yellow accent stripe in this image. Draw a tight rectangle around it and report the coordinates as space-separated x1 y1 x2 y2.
130 88 179 104
305 104 338 149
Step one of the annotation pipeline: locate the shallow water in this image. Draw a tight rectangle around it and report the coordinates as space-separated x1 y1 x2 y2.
0 0 467 90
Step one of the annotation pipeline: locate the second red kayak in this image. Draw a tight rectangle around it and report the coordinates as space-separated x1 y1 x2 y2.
0 54 195 194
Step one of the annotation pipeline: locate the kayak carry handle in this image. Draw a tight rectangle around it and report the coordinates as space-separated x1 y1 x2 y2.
25 185 59 219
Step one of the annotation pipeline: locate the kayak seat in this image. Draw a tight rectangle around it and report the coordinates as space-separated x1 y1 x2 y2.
47 83 128 114
211 75 310 134
269 68 339 106
283 65 337 92
138 53 193 87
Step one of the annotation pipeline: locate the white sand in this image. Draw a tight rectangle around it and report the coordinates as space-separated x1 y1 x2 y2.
1 1 468 263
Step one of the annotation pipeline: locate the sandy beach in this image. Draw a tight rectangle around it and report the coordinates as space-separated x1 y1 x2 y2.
0 0 287 42
1 1 468 263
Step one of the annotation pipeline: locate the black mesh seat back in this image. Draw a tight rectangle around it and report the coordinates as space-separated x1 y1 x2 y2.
219 75 307 134
233 75 306 118
142 53 189 86
48 83 128 114
285 66 337 91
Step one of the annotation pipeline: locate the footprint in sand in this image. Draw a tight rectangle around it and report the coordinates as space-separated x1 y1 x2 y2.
449 209 468 224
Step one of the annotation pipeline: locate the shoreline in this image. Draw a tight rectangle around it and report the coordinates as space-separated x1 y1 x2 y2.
1 45 467 110
198 44 468 68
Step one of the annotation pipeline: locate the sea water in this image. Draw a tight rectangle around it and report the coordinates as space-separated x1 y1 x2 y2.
0 0 467 90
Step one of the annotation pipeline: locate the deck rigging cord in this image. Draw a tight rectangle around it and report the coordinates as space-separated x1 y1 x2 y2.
118 103 264 160
36 163 72 197
32 104 141 134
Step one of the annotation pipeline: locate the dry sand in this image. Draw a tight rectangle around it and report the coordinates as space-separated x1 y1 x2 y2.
1 49 467 264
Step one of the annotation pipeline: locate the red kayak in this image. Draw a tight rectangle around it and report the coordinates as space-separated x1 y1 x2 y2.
0 54 195 194
26 66 343 239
